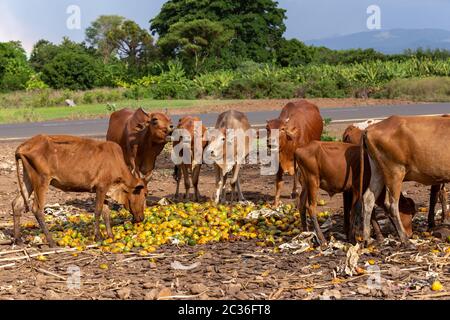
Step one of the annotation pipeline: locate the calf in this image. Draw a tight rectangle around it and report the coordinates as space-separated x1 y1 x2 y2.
359 116 450 244
106 108 173 182
12 135 147 247
173 116 207 201
267 100 323 206
205 111 251 204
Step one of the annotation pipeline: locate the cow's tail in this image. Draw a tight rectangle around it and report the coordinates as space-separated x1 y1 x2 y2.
15 153 30 213
359 132 366 202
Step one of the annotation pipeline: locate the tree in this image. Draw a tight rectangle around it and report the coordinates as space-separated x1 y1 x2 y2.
29 40 59 72
108 19 158 67
85 15 125 62
150 0 287 63
41 50 100 90
276 39 312 67
0 41 33 91
158 19 233 73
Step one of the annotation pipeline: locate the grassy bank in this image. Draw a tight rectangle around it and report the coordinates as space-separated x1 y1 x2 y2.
0 99 235 124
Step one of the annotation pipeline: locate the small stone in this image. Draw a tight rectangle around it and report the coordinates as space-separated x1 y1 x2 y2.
198 293 210 300
45 290 60 300
321 289 342 300
35 275 47 287
157 287 173 299
117 287 131 299
235 292 249 300
388 266 402 279
190 283 208 295
143 282 154 290
144 289 159 300
328 261 337 269
357 286 371 295
227 283 242 296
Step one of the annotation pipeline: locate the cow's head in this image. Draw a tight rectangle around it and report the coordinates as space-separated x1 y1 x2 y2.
266 118 297 149
342 125 363 145
205 128 236 163
149 113 174 144
399 196 416 238
110 180 147 223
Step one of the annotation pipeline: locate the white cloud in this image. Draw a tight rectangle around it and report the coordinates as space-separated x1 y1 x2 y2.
0 1 35 54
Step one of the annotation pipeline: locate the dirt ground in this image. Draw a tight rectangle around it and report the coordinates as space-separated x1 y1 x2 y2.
0 124 449 301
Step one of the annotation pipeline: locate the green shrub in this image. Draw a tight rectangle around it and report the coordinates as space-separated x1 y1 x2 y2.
380 77 450 101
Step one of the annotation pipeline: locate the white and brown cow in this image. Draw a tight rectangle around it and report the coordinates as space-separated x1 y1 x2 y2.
358 116 450 244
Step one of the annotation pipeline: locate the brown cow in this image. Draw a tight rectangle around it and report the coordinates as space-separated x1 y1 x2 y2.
344 123 447 231
172 116 207 201
106 108 173 182
11 135 147 247
343 124 416 237
359 116 450 244
295 141 415 245
267 100 323 206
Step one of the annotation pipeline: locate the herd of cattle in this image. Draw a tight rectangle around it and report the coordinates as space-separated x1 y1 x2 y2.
9 100 449 248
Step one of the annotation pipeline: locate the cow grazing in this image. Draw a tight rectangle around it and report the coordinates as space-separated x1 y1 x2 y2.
359 116 450 244
344 122 446 232
12 135 147 247
206 111 251 204
106 108 173 182
173 116 207 201
266 100 323 206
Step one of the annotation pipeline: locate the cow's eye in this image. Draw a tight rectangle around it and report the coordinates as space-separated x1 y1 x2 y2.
152 119 158 125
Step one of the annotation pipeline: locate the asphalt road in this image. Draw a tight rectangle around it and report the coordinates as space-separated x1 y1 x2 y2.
0 103 449 141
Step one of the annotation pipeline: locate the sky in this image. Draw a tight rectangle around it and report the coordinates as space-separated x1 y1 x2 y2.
1 0 450 53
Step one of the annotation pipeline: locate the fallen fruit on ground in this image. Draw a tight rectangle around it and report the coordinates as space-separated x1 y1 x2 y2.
21 202 307 254
431 281 443 291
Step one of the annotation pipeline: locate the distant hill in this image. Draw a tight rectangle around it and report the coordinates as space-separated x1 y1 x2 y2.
305 29 450 54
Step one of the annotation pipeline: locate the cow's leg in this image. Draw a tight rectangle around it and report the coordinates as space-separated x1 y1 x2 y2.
192 164 202 202
214 166 224 204
298 188 308 232
440 185 448 224
174 165 182 200
12 172 33 245
361 157 385 242
181 164 191 200
236 178 245 202
428 185 440 229
102 204 113 239
230 164 243 203
343 190 352 238
384 174 410 244
305 178 326 244
33 182 56 247
94 189 108 242
291 162 299 199
274 168 284 207
370 211 384 242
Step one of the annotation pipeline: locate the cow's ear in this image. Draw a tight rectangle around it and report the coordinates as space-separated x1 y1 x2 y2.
108 184 128 205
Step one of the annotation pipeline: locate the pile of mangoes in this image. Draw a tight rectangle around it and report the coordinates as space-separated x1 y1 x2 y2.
21 201 331 255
